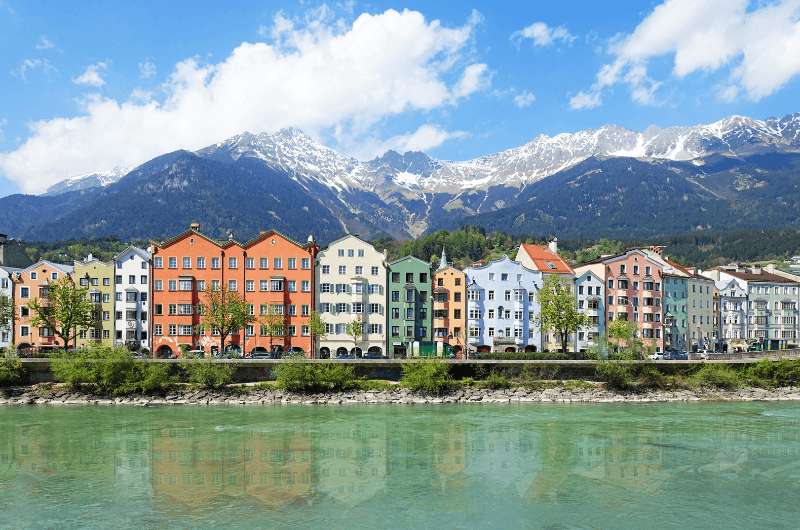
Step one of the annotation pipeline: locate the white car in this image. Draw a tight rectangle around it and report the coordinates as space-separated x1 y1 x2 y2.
649 353 665 360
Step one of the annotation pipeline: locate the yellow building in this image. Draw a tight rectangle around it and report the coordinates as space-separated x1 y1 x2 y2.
72 254 115 348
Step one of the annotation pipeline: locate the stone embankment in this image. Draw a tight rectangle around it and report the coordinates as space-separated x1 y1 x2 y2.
3 384 800 406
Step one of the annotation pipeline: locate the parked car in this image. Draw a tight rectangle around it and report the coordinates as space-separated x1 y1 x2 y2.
648 352 666 360
249 350 272 359
666 351 689 360
363 351 386 359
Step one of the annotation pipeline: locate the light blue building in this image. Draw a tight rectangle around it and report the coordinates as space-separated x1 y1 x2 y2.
574 269 605 351
464 256 543 353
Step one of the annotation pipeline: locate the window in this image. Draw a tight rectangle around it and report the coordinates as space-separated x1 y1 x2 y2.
301 280 310 292
287 280 296 292
358 249 365 257
168 280 176 291
371 266 379 276
287 258 296 270
30 272 38 280
339 265 347 275
321 265 330 274
153 257 163 268
154 325 162 336
273 258 282 269
353 302 363 314
391 291 399 302
246 280 255 292
211 257 220 269
260 280 269 292
228 280 237 291
182 257 191 269
140 275 147 285
271 279 283 291
301 258 310 269
391 272 400 283
259 257 268 269
488 290 495 301
179 279 193 291
168 257 177 269
196 256 205 269
501 273 508 281
320 283 331 293
369 303 381 314
355 266 363 275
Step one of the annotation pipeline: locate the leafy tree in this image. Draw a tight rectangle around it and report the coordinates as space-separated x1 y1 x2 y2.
537 275 587 354
0 294 14 335
345 317 363 352
260 305 286 351
308 310 327 358
29 276 95 350
201 285 256 354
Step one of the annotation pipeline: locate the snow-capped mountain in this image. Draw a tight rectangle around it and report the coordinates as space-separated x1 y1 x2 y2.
44 166 130 196
15 111 800 243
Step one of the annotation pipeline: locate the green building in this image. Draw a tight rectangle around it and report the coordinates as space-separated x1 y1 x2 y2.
663 274 688 351
72 255 115 348
387 256 432 357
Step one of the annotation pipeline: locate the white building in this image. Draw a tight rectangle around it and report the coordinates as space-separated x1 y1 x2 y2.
0 266 20 350
573 267 605 352
315 235 387 357
114 246 150 351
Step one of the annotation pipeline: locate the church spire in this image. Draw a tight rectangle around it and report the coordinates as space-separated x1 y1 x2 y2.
438 246 448 270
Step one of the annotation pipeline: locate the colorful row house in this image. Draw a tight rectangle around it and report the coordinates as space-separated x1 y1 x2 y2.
12 260 74 352
464 256 543 353
432 249 467 357
72 254 115 348
149 224 318 358
386 256 432 357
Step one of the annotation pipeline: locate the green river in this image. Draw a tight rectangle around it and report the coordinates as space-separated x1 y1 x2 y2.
1 403 799 529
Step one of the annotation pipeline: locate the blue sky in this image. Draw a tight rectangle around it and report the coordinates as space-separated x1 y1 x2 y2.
1 0 799 197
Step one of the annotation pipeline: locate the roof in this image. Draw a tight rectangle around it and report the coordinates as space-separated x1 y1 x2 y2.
154 227 311 252
19 259 73 274
114 245 151 261
518 244 573 274
388 255 431 268
720 268 800 284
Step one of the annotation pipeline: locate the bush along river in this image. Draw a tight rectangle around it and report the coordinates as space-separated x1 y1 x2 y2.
1 403 800 529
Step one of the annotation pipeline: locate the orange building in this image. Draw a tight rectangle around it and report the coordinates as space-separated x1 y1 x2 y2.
432 248 467 357
150 224 318 357
12 260 74 353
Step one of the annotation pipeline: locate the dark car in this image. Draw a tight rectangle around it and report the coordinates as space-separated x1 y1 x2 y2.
249 350 272 359
666 351 689 360
363 351 386 359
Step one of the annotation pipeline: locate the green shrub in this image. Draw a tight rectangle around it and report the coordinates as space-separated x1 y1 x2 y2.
274 360 358 392
691 364 742 390
355 379 393 391
0 357 24 386
744 360 800 388
596 361 634 390
480 370 511 389
183 360 234 389
51 346 176 395
401 360 452 395
520 364 561 381
636 366 667 389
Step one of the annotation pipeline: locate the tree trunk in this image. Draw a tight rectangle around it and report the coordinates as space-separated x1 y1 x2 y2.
561 331 568 355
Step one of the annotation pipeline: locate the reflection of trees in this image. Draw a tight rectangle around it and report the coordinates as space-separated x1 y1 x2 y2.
150 426 312 511
314 421 388 506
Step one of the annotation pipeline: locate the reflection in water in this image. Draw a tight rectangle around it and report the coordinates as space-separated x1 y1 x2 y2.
1 404 800 528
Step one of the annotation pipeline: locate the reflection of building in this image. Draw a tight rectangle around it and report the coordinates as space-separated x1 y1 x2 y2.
150 426 312 511
73 255 115 348
432 425 466 493
315 422 387 506
432 248 466 357
114 246 151 351
316 234 387 357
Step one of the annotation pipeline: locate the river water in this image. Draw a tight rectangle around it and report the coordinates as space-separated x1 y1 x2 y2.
1 403 799 529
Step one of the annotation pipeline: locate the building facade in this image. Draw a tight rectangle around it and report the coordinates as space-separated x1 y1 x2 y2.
316 234 387 357
603 249 665 353
387 256 432 357
432 248 467 357
687 275 715 351
72 255 115 348
0 266 20 350
663 274 688 351
574 269 604 352
515 239 576 351
464 256 543 353
150 224 318 357
13 260 74 352
114 246 151 351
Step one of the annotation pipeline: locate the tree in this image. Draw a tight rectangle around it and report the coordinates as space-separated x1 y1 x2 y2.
201 285 256 355
260 305 286 351
537 275 588 354
29 276 95 350
308 310 327 358
606 319 647 359
0 294 13 334
346 317 363 353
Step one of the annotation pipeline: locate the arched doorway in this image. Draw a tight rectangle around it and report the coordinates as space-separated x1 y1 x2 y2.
319 347 331 359
367 346 382 355
250 346 268 355
504 346 516 353
393 345 407 358
336 347 349 357
524 345 537 353
156 345 173 358
16 343 31 355
452 345 463 359
477 345 491 353
350 347 362 357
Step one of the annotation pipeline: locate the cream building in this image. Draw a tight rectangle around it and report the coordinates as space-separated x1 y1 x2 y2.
316 234 387 357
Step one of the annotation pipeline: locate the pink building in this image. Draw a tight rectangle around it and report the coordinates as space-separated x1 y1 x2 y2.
603 248 666 353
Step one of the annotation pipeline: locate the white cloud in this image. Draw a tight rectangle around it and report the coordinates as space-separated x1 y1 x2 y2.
72 61 108 87
512 21 575 47
341 124 466 160
574 0 800 108
138 60 156 79
10 58 56 80
35 35 55 50
0 9 488 193
512 90 536 108
569 90 602 110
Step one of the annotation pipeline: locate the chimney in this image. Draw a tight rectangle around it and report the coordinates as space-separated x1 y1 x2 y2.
259 230 267 236
190 222 200 231
86 253 93 261
548 237 558 254
750 265 762 275
228 231 235 241
648 245 664 256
